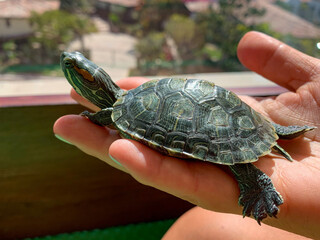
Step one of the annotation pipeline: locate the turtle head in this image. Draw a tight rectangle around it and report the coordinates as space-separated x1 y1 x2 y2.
60 51 123 109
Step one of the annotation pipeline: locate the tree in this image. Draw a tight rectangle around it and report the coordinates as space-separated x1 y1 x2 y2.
29 10 96 64
165 14 205 61
196 0 270 70
0 41 17 69
59 0 94 14
135 32 166 73
138 0 190 36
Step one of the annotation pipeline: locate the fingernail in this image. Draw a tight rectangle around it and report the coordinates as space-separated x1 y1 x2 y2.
109 154 123 167
55 134 73 145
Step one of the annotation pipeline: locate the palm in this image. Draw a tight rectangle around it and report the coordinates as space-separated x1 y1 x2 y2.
242 83 320 236
54 32 320 239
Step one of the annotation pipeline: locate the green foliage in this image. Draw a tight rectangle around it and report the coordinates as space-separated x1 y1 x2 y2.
283 35 320 58
135 14 207 74
2 41 16 58
133 0 279 72
109 12 120 24
59 0 94 14
29 10 96 64
135 32 166 62
137 0 189 36
218 0 265 17
135 32 171 74
107 5 139 33
30 10 74 47
2 64 62 76
0 41 18 69
165 14 205 60
202 43 222 62
2 41 17 60
195 0 271 70
131 0 320 73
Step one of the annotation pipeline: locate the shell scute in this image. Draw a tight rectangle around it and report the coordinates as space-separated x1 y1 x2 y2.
168 78 185 90
184 79 215 101
207 105 229 126
192 144 209 160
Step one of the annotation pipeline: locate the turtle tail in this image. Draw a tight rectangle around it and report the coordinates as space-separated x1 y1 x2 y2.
272 143 293 162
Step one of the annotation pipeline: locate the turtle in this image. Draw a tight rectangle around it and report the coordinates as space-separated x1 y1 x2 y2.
60 51 315 224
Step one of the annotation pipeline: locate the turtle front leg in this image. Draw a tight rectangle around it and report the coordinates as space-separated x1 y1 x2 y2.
81 108 113 126
229 163 283 224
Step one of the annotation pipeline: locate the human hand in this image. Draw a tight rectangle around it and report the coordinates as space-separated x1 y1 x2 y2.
54 31 320 239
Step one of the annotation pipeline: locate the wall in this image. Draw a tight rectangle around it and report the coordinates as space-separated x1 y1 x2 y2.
0 18 32 40
0 98 192 239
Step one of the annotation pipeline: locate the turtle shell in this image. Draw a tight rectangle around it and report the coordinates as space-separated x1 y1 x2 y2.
111 78 278 165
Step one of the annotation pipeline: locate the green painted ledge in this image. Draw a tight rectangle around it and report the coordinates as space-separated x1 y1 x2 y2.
25 219 175 240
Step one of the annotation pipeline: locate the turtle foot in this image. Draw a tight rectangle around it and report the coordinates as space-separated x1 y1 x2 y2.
80 110 91 117
80 109 113 126
80 110 102 126
229 164 283 224
239 176 283 224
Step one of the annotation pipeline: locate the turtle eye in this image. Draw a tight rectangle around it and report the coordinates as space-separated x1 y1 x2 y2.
64 59 74 69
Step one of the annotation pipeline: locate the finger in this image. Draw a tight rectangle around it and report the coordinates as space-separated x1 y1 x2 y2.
239 95 270 116
237 31 320 91
109 139 241 214
116 77 150 90
70 89 99 111
163 207 307 240
53 115 125 171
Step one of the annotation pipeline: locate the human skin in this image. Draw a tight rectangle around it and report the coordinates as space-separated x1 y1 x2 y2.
163 207 312 240
54 31 320 239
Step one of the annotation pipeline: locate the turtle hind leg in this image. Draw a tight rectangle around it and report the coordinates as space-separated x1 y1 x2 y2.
272 143 293 162
229 163 283 224
272 123 316 140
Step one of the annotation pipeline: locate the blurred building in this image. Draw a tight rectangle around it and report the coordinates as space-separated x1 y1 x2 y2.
0 0 59 41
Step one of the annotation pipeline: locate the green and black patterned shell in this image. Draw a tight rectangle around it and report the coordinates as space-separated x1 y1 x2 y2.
111 78 278 165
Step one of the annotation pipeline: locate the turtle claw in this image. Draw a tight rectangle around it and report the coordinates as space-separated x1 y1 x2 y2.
80 110 103 125
80 109 113 126
80 110 91 117
239 186 283 224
